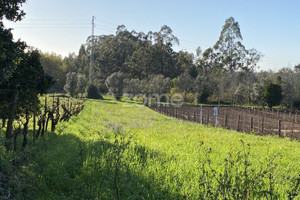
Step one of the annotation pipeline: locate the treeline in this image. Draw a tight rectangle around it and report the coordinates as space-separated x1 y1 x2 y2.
42 17 300 109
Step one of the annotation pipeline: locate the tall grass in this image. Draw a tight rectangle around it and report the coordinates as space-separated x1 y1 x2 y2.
1 99 299 199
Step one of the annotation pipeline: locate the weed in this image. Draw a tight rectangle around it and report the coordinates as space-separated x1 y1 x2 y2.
198 140 280 199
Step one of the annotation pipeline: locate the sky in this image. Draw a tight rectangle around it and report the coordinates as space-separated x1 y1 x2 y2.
3 0 300 71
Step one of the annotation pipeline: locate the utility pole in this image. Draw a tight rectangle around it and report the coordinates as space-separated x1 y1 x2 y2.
89 16 95 84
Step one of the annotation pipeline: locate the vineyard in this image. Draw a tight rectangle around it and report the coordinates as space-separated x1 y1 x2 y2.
0 94 85 151
149 104 300 141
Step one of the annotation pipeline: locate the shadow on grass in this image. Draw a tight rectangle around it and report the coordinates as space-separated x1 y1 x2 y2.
102 100 118 104
2 131 185 200
79 137 182 200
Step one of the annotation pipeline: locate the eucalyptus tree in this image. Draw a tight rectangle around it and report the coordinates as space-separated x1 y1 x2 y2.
201 17 261 104
123 45 155 79
75 45 89 77
92 26 141 91
212 17 261 71
124 25 180 79
176 51 196 78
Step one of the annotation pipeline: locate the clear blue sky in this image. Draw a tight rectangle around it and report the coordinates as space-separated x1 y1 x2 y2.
3 0 300 71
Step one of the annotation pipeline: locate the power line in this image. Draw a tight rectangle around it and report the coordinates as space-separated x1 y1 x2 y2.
4 18 300 67
7 27 90 29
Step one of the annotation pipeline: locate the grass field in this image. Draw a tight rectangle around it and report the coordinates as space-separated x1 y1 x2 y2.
1 99 300 199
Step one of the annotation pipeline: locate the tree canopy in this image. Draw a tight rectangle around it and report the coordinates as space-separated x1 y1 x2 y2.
0 0 26 21
262 83 283 109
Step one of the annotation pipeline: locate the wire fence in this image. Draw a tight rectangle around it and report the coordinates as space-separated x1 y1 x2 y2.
148 104 300 141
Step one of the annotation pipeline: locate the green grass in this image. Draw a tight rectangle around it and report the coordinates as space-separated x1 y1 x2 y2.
1 99 300 199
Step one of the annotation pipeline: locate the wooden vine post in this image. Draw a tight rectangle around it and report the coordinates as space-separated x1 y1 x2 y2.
224 115 228 129
278 120 281 137
237 114 241 132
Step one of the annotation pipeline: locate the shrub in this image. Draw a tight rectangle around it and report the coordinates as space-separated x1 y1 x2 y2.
87 85 103 100
262 83 282 109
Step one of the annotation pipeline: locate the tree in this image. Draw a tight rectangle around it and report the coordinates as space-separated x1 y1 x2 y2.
63 52 77 74
64 72 78 97
1 49 53 150
175 72 194 100
212 17 261 71
234 84 247 105
77 73 87 96
145 74 171 95
105 72 126 101
92 27 140 91
123 78 145 99
40 52 66 92
0 0 26 21
251 83 264 106
262 83 282 109
200 17 261 104
123 25 180 79
75 45 89 76
176 51 196 78
0 0 27 84
294 63 300 72
144 74 171 102
0 24 26 85
277 68 295 109
87 85 103 99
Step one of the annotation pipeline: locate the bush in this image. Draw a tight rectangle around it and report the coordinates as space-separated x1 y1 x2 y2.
87 85 103 100
262 83 282 109
105 72 126 101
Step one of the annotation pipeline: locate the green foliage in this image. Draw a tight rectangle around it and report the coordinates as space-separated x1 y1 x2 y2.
64 72 78 97
63 72 87 97
123 78 145 98
210 17 261 72
1 50 53 115
262 83 283 109
105 72 126 101
77 74 87 95
87 84 103 99
145 74 171 95
0 24 26 84
40 52 66 92
0 0 26 21
2 100 300 199
198 141 280 199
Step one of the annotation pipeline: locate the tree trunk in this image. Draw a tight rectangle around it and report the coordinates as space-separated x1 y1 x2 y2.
41 118 46 137
45 112 51 131
2 119 6 128
14 124 21 152
5 90 19 151
36 122 42 139
22 111 30 149
33 96 37 141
